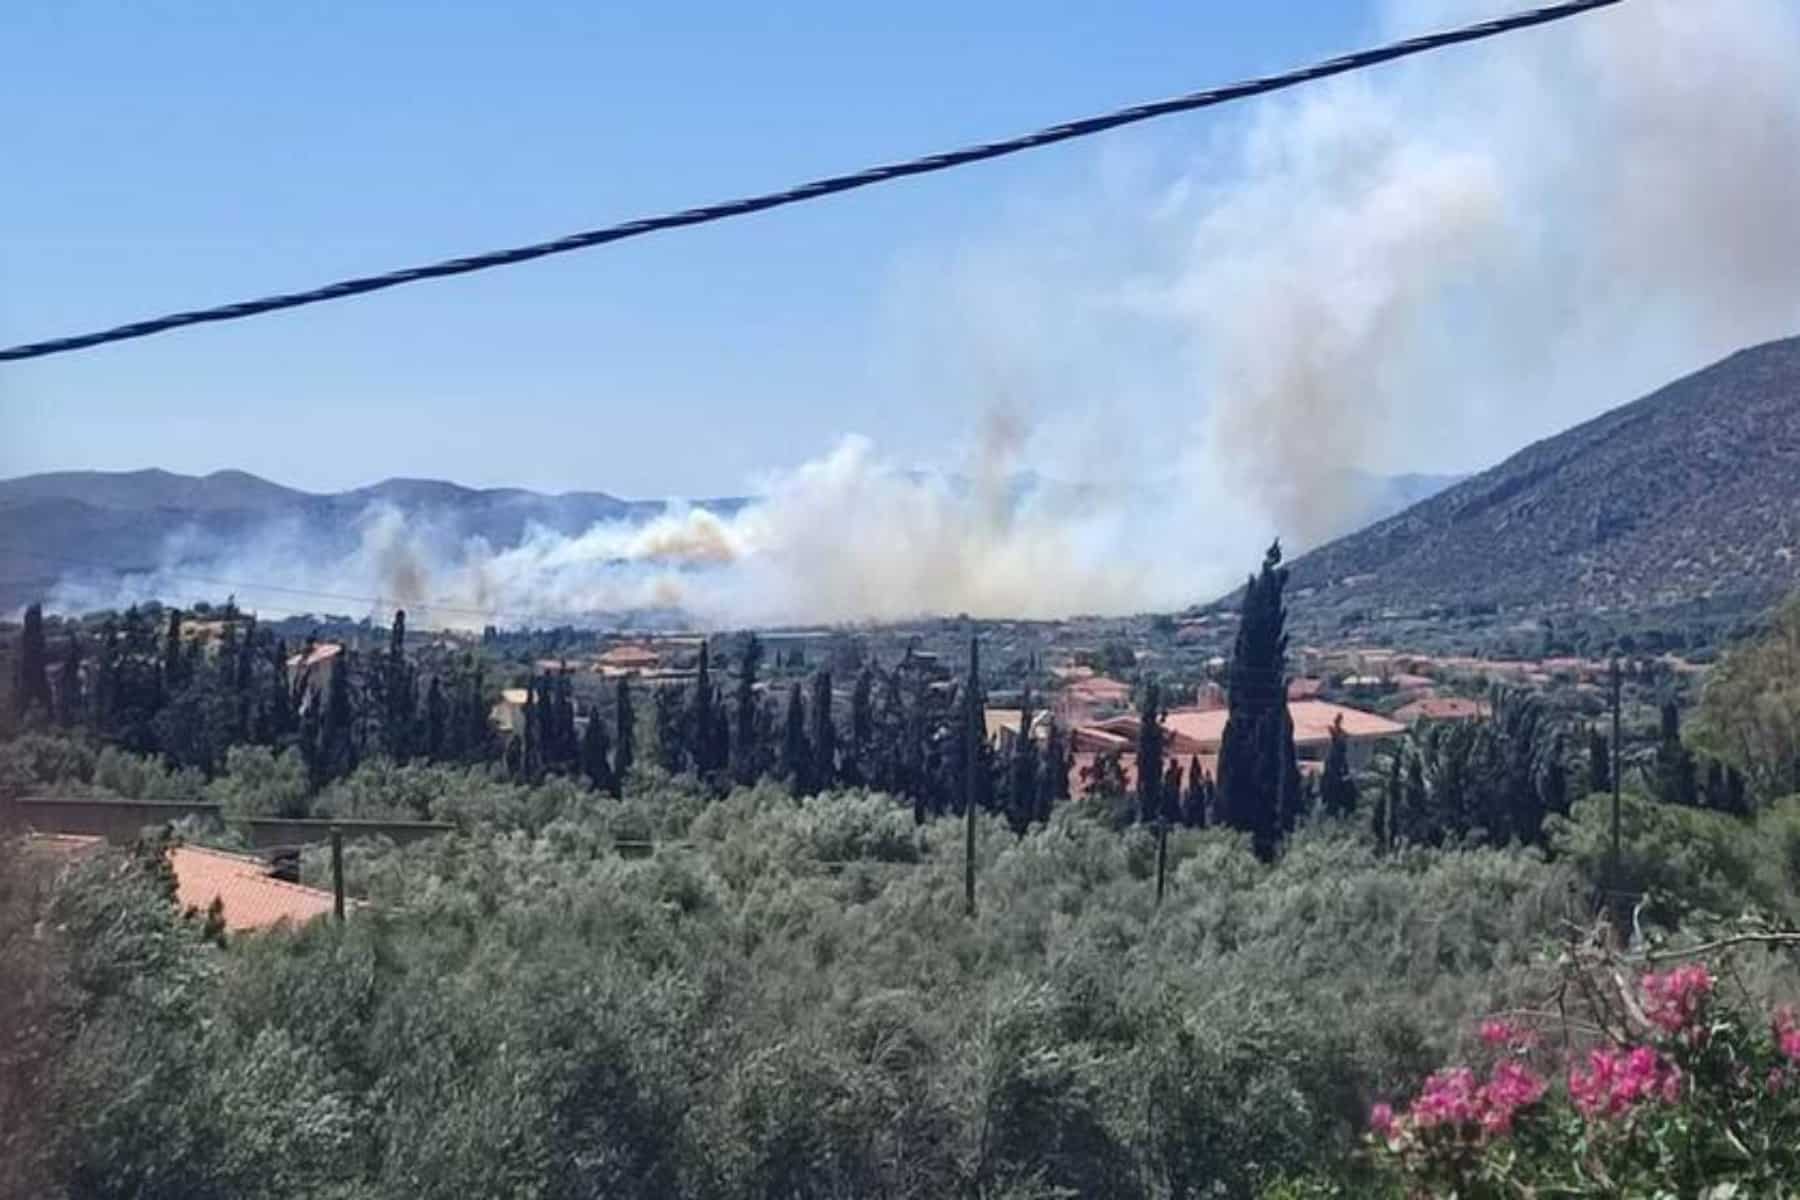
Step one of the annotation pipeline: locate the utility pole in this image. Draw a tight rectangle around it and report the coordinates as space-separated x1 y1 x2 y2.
964 635 980 918
1609 657 1623 920
330 826 345 921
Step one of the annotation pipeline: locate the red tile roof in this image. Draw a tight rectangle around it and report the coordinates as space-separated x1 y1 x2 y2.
170 845 339 932
1392 696 1491 724
596 644 660 669
1161 700 1404 749
20 836 343 934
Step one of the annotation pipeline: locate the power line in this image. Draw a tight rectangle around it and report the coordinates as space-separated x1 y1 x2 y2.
0 0 1626 364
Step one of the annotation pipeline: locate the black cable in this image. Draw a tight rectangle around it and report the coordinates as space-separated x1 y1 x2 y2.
0 0 1625 363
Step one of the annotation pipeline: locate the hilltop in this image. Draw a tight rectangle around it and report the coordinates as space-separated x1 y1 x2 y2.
0 471 750 612
1284 335 1800 625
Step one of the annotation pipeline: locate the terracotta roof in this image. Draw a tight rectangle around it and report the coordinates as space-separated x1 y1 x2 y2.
1393 696 1491 724
1064 675 1131 701
170 845 339 932
596 644 660 668
1069 725 1132 753
1088 714 1210 756
1161 700 1404 750
19 836 341 933
1286 677 1324 699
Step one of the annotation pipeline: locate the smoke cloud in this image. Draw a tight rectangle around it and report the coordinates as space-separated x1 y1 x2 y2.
44 0 1800 627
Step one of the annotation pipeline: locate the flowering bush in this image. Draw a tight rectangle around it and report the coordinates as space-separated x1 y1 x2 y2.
1371 958 1800 1196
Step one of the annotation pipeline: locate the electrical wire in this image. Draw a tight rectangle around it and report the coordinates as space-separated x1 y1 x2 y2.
0 0 1626 363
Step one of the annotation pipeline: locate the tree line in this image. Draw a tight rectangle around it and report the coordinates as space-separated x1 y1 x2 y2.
5 535 1759 859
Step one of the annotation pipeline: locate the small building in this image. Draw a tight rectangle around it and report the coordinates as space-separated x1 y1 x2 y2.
594 644 660 675
1158 699 1405 770
490 687 531 736
285 642 343 712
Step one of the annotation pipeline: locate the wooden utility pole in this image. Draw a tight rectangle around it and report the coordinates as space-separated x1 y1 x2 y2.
1609 658 1623 919
330 826 345 921
964 635 980 918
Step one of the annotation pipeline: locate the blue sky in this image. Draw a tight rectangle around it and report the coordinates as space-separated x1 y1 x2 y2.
1 0 1381 496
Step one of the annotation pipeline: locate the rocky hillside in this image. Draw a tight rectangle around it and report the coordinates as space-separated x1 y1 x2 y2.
1286 336 1800 620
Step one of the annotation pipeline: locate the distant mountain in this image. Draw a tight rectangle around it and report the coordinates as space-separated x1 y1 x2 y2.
1284 335 1800 619
0 470 751 612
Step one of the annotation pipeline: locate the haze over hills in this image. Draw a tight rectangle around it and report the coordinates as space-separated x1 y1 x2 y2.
0 460 1457 620
12 332 1798 626
1284 335 1800 621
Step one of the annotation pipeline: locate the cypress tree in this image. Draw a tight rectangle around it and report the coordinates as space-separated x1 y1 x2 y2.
1319 715 1358 819
1654 699 1699 808
321 648 357 784
13 602 53 720
1586 725 1611 795
383 610 415 760
1161 757 1184 824
691 641 726 777
93 618 120 736
1009 686 1040 830
54 629 84 728
425 675 448 759
581 704 616 795
1135 679 1165 825
781 681 812 793
654 683 687 774
613 675 636 788
731 633 764 785
810 670 837 792
1402 747 1431 845
1184 755 1208 828
162 608 186 693
1041 720 1069 821
845 666 875 788
1216 541 1298 861
232 615 257 742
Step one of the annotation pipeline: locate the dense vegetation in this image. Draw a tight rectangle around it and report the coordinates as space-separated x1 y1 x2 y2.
6 578 1800 1196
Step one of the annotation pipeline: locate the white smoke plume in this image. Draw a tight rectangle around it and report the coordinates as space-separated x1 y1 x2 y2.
44 0 1800 627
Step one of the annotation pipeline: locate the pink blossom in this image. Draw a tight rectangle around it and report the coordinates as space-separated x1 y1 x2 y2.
1568 1044 1681 1119
1369 1102 1396 1138
1641 964 1713 1034
1386 1060 1548 1143
1775 1008 1800 1064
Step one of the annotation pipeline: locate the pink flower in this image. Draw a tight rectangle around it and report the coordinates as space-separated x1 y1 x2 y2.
1568 1044 1681 1119
1370 1102 1396 1138
1641 965 1713 1034
1387 1060 1548 1143
1775 1008 1800 1064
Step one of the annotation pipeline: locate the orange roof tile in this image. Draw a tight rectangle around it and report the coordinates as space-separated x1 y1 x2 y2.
1160 700 1404 750
596 644 660 668
1392 697 1491 724
170 845 340 932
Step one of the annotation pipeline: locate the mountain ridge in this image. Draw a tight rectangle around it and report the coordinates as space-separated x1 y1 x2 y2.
1283 334 1800 621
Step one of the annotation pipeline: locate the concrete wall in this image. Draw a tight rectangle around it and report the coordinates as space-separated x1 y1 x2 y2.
6 795 451 849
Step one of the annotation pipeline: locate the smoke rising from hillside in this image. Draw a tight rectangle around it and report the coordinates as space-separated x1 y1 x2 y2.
43 0 1800 627
1145 0 1800 543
